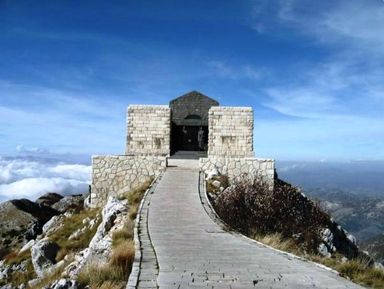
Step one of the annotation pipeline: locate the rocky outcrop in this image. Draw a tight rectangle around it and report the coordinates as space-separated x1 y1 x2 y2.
44 279 78 289
51 195 84 213
65 197 129 278
36 193 63 207
31 239 60 278
0 199 59 252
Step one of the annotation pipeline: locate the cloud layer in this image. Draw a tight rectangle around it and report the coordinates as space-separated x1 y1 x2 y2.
0 156 91 202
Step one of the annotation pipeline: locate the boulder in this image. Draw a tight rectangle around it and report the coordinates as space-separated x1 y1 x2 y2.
42 215 64 235
212 180 221 188
52 195 84 213
31 239 60 277
36 193 63 207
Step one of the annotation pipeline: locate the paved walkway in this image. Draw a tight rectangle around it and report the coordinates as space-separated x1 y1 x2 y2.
142 160 363 288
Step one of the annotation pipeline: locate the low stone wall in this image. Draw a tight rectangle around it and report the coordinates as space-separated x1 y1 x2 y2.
200 156 275 187
91 155 167 207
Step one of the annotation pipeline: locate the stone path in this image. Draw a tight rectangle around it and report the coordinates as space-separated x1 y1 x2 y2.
135 160 364 289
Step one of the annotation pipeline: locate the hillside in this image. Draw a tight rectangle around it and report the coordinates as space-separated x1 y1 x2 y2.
0 181 151 289
362 234 384 266
306 188 384 242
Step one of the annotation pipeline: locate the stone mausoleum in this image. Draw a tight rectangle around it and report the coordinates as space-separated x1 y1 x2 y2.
91 91 275 207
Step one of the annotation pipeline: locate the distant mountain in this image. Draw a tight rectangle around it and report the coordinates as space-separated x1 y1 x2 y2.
276 160 384 197
303 188 384 242
275 161 384 264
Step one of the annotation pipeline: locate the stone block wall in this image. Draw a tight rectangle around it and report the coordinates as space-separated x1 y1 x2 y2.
126 105 171 156
208 107 254 157
200 157 275 188
91 155 167 207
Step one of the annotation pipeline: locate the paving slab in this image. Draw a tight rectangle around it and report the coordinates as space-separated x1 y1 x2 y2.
145 164 364 289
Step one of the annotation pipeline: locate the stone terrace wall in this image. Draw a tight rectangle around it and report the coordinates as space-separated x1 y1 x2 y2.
200 157 275 188
91 155 167 207
126 105 171 156
208 107 254 157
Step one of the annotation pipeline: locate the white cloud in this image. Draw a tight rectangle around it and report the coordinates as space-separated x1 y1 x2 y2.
0 156 91 202
207 60 263 80
16 145 48 154
0 178 89 201
251 0 384 120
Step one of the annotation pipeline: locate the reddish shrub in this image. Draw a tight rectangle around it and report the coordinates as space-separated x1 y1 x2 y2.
213 179 329 252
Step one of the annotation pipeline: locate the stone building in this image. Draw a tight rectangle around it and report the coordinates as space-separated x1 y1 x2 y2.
91 91 275 207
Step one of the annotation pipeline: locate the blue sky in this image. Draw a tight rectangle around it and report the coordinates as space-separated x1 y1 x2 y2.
1 0 384 161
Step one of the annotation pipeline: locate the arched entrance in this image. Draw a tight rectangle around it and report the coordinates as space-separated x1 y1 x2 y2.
169 91 219 155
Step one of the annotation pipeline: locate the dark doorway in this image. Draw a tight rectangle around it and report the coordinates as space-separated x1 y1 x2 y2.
169 91 219 155
171 125 208 152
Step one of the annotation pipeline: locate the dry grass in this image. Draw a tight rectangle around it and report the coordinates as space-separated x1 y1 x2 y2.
253 233 384 288
206 175 229 194
118 179 153 203
110 240 135 270
78 180 152 288
313 257 384 288
28 262 65 289
3 249 31 266
252 232 303 256
48 208 101 261
78 240 135 289
0 259 36 287
112 222 134 248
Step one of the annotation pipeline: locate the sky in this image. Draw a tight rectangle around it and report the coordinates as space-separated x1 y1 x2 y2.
1 1 384 164
1 0 384 161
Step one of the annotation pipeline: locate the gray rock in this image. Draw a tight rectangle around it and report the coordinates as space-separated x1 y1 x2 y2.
206 167 219 180
43 215 64 235
31 239 60 277
87 197 127 261
0 199 59 250
36 193 63 207
64 197 127 278
52 195 84 213
0 284 15 289
18 240 35 255
45 279 78 289
11 260 28 272
212 180 221 188
347 234 357 246
318 243 331 257
28 279 40 288
83 194 91 209
0 260 10 280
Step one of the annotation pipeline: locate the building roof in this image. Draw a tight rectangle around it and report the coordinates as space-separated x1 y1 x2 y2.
169 91 219 126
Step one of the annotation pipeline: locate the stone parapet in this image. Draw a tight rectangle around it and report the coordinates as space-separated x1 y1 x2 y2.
91 155 167 207
126 105 171 156
200 156 275 188
208 106 254 157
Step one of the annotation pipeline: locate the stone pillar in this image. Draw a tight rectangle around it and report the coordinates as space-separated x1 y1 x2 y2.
126 105 171 156
208 106 254 157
